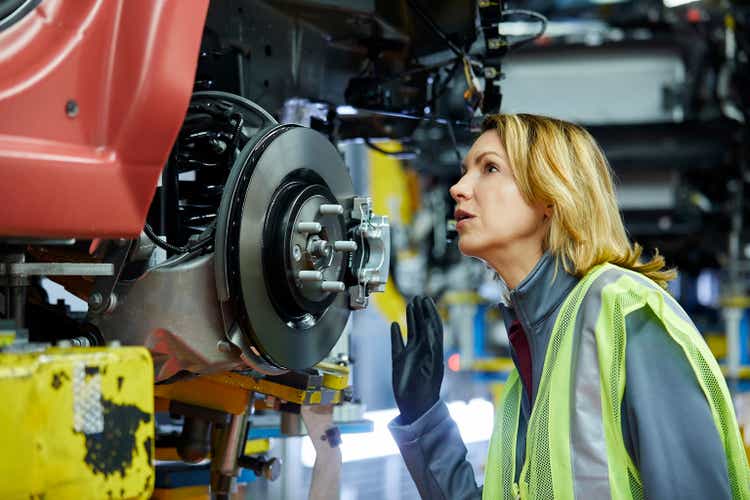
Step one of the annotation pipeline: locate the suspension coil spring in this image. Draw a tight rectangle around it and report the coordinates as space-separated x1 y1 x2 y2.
155 99 248 252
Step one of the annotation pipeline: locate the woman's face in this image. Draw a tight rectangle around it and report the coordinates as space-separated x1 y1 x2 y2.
449 130 548 262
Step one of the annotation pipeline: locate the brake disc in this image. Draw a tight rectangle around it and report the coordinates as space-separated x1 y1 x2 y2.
216 125 356 372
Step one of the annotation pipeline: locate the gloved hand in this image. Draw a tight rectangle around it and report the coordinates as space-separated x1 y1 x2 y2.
390 296 444 425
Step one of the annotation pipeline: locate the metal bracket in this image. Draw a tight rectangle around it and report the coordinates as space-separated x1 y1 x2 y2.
87 240 134 315
348 197 391 310
0 262 114 277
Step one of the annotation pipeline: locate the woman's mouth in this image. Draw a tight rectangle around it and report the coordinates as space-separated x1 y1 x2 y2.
454 209 476 230
456 217 474 230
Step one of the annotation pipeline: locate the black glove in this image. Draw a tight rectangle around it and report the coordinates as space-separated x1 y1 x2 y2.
390 296 444 425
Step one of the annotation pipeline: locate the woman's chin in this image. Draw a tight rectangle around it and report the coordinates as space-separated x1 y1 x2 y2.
457 238 483 259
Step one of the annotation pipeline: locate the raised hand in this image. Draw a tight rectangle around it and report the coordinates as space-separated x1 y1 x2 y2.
390 296 444 424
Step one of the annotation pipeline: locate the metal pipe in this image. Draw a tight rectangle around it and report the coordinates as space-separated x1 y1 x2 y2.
11 286 26 329
210 411 247 499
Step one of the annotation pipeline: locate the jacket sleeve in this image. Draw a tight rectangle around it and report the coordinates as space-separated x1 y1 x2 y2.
622 306 732 500
388 399 482 500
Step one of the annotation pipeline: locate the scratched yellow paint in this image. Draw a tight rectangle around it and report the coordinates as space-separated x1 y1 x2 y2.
0 346 154 499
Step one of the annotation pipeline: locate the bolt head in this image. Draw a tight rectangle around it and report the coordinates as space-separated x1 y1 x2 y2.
88 293 103 307
217 340 233 353
293 245 302 261
264 457 282 481
65 99 79 118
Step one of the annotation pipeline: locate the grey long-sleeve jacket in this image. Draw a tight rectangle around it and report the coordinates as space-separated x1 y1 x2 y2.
388 253 731 499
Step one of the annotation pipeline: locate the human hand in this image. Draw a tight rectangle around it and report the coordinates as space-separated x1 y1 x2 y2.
390 296 444 425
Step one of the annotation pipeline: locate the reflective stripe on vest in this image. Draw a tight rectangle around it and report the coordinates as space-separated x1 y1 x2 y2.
483 263 750 499
484 370 522 500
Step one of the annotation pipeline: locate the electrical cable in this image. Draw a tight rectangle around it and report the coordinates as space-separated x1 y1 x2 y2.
365 139 421 160
406 0 467 59
144 222 214 254
405 0 479 92
336 107 469 162
500 9 548 50
405 1 546 115
378 57 460 83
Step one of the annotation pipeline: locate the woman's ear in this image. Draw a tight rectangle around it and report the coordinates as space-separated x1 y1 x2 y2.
543 203 553 220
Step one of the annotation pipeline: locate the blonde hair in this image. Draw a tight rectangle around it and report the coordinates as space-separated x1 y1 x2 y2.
482 113 676 288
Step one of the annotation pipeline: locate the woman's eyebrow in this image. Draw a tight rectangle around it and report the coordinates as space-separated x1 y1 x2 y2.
460 150 504 172
474 150 503 164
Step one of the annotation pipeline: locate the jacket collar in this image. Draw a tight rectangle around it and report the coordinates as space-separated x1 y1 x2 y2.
506 252 580 334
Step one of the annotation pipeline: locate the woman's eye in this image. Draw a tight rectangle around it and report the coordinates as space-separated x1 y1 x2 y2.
485 164 499 173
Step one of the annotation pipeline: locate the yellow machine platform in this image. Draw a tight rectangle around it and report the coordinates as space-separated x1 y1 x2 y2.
0 346 154 500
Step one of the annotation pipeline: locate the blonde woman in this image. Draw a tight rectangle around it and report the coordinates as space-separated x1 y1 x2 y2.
388 114 750 499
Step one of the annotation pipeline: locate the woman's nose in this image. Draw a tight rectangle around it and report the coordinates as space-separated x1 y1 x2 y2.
450 176 471 201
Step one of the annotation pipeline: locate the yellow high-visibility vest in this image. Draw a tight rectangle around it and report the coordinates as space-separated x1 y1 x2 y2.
483 263 750 499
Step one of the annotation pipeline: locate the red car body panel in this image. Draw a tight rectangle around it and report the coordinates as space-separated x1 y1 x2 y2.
0 0 209 238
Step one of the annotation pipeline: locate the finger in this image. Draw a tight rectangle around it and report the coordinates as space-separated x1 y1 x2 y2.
412 295 425 331
406 300 416 346
422 297 444 357
390 322 405 359
419 297 443 340
422 296 441 331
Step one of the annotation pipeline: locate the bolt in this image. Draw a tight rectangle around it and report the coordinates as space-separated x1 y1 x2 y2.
264 457 282 481
296 222 322 234
321 281 345 292
310 240 332 259
298 270 323 281
342 386 354 402
217 340 233 353
65 99 79 118
210 138 227 154
319 204 344 215
88 292 103 308
298 313 316 328
105 293 118 313
238 456 282 482
293 244 302 261
66 336 91 347
333 241 357 252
